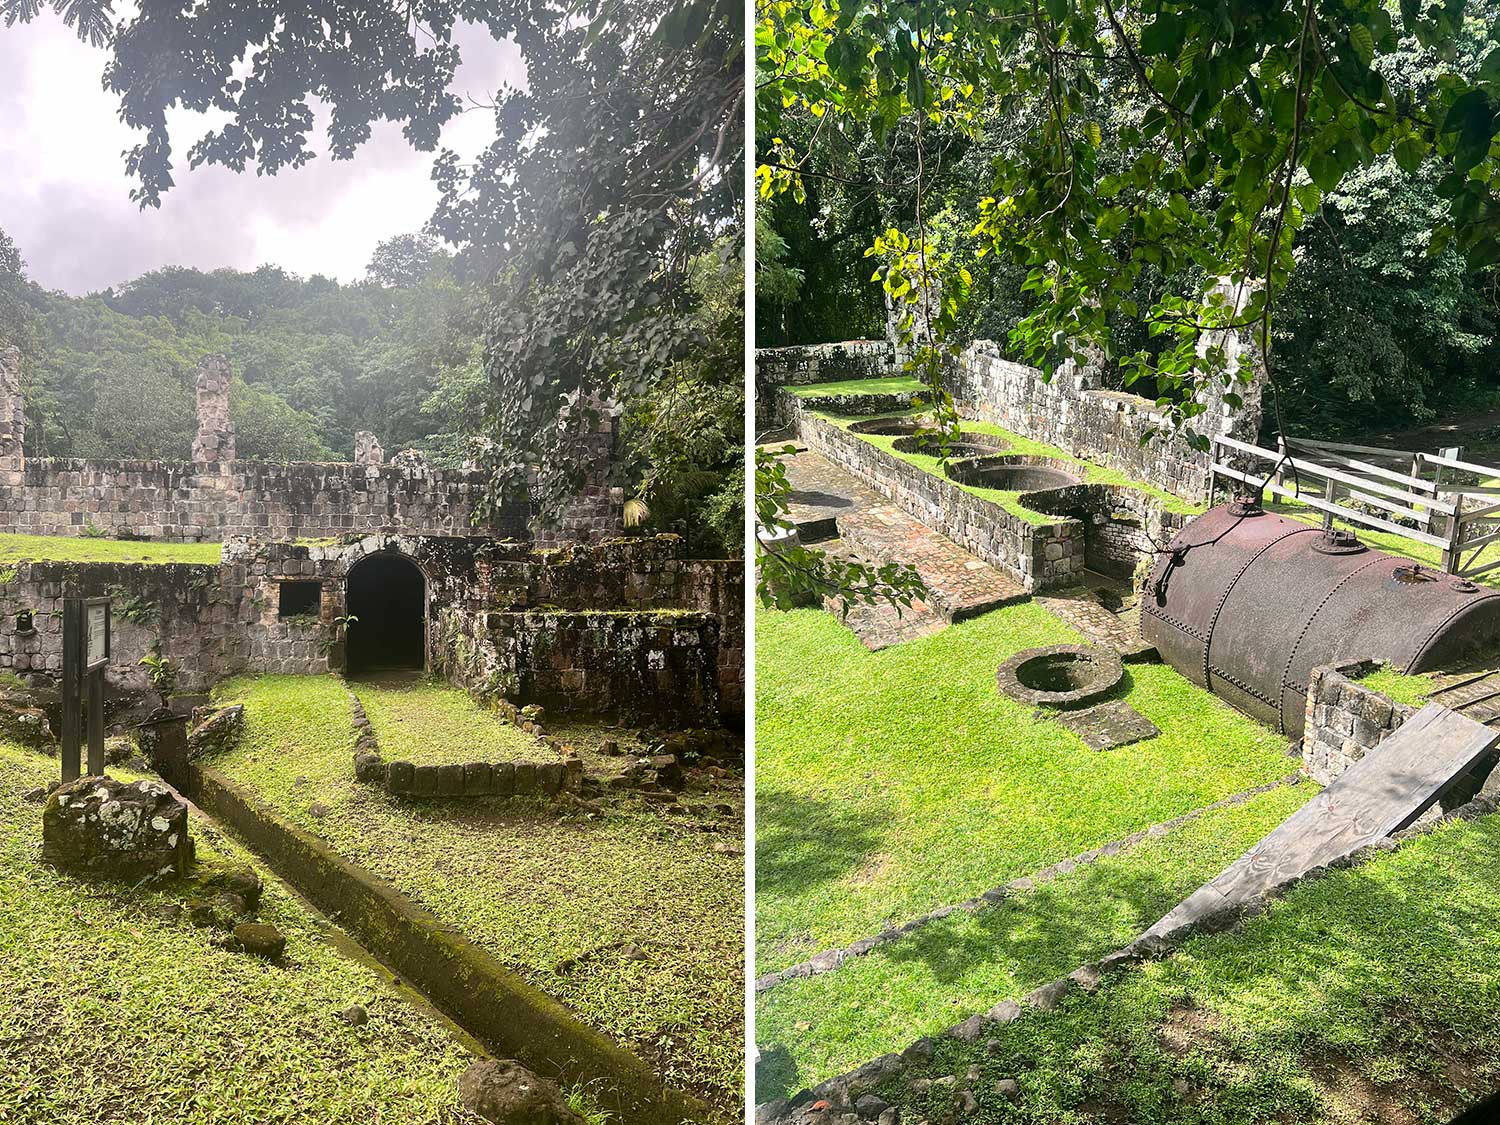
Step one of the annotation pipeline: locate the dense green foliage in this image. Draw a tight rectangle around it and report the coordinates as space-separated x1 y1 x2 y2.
0 236 479 463
758 0 1500 441
6 0 745 542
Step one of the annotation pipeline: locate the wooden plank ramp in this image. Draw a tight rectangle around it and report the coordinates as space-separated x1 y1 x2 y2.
1143 704 1499 941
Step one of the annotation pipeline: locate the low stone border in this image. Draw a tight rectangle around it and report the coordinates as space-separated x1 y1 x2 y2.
188 762 711 1125
756 785 1500 1124
344 685 582 800
753 774 1302 994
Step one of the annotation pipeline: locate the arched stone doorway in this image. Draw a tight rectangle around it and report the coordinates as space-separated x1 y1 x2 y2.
345 552 426 675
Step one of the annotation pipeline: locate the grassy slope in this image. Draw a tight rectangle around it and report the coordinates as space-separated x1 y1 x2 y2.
875 815 1500 1124
756 780 1313 1095
351 678 550 764
0 742 485 1125
210 674 744 1113
755 606 1294 973
0 532 222 568
786 376 927 398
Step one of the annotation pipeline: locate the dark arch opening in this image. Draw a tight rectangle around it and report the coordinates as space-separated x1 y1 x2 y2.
346 553 425 675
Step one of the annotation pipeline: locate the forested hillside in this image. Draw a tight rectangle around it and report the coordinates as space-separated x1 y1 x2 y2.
0 227 743 556
0 231 480 465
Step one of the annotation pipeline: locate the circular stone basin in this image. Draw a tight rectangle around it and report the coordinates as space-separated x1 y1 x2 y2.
996 644 1124 710
949 456 1081 492
848 417 924 437
891 431 1010 459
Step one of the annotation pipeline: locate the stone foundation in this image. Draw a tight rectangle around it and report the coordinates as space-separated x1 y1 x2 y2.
1302 663 1418 784
0 534 742 729
753 340 898 432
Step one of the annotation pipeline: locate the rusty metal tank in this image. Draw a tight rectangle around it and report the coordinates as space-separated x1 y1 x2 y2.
1140 503 1500 738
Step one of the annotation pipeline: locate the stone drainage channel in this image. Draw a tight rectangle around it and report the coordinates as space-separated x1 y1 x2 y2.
151 695 717 1125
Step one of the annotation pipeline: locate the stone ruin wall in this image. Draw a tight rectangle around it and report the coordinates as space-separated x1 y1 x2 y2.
0 349 620 545
754 280 1266 506
0 533 743 731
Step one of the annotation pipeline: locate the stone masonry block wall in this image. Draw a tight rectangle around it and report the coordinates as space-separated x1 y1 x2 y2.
790 405 1085 590
1301 663 1491 817
945 343 1217 503
1302 663 1417 784
754 340 898 432
0 459 528 542
468 611 721 726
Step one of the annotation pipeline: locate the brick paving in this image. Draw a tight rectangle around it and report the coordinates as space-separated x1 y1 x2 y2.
778 449 1027 639
1034 576 1155 660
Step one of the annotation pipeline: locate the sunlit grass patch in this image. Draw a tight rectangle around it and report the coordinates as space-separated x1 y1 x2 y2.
0 739 486 1125
350 677 550 764
755 605 1294 973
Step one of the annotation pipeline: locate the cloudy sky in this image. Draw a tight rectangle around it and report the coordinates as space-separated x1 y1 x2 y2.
0 15 522 295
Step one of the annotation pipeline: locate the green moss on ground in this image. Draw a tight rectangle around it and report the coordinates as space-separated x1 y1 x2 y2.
212 674 745 1114
823 412 1201 525
0 532 222 568
786 376 927 398
350 677 550 765
755 781 1312 1096
0 741 490 1124
1353 663 1440 707
870 815 1500 1123
755 606 1294 976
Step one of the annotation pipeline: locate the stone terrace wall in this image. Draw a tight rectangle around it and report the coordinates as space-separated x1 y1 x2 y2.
0 533 743 729
794 408 1086 590
1301 663 1418 785
0 459 528 543
945 344 1219 503
754 340 897 433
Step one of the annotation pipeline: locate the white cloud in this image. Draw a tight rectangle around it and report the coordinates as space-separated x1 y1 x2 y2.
0 14 522 294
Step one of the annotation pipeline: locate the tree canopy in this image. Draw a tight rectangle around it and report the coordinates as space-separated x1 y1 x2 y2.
757 0 1500 443
4 0 744 543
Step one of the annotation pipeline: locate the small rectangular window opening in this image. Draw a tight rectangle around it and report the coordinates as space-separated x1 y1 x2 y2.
278 580 323 619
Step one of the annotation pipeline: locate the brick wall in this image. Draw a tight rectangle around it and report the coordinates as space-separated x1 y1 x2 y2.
754 340 898 432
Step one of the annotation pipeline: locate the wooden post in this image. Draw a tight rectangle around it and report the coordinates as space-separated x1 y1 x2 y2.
60 598 81 782
86 670 105 776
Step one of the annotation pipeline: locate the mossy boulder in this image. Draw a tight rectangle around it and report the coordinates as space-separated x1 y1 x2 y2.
41 776 190 882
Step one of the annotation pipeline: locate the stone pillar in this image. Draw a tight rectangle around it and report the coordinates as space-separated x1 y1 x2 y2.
0 346 24 469
191 355 236 465
1194 277 1266 443
533 394 625 544
354 431 384 465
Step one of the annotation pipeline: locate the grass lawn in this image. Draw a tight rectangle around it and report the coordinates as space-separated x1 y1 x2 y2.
350 677 551 764
787 376 927 398
210 674 745 1115
755 605 1295 975
824 412 1202 526
755 780 1313 1096
0 740 490 1125
0 531 222 569
869 814 1500 1123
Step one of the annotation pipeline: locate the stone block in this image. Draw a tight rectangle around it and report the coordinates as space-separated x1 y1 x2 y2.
536 761 564 793
513 762 538 795
42 776 190 882
436 763 466 796
491 761 515 797
462 762 492 795
410 765 438 797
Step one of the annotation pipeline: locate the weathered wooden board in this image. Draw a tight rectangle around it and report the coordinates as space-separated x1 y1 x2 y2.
1145 703 1498 940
